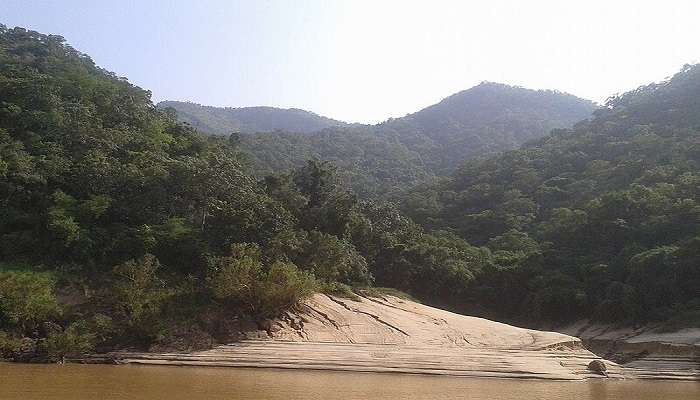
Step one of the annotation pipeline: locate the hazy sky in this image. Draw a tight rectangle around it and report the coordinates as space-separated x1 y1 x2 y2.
3 1 700 123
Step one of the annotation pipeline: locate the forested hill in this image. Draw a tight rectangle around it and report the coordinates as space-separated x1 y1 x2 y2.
1 24 697 365
376 82 597 174
0 26 497 360
401 64 700 325
234 84 595 197
392 82 595 134
157 101 348 134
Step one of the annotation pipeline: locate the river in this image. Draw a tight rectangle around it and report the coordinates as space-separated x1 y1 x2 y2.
1 363 698 399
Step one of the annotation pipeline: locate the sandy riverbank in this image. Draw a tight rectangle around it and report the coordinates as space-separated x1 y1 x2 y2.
86 293 629 380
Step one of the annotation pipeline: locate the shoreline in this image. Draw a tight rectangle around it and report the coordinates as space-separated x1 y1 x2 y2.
75 293 698 381
76 341 624 381
77 339 700 381
558 322 699 380
11 293 698 381
79 340 623 381
75 341 700 382
72 356 609 383
68 294 700 381
77 293 627 381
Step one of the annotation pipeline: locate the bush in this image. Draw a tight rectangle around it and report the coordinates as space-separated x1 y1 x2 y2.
208 243 316 317
108 254 172 343
659 300 700 332
43 321 95 364
320 282 360 301
0 331 21 359
258 261 316 317
302 231 371 285
208 243 263 313
356 287 417 301
0 270 61 332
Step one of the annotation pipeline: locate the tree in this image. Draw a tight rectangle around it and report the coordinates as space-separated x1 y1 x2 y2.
108 255 171 342
0 270 60 332
301 231 370 285
43 321 95 364
207 243 316 317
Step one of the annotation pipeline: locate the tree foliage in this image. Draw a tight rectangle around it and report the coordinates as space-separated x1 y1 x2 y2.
1 24 697 361
0 270 60 331
175 84 595 198
0 26 496 355
158 101 347 135
402 64 700 324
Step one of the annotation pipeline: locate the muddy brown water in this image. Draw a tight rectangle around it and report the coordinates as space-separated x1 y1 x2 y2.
1 363 698 400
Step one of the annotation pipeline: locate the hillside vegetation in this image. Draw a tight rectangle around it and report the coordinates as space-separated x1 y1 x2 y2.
402 64 700 325
167 83 595 197
158 101 347 134
0 26 491 361
377 82 596 175
1 25 698 364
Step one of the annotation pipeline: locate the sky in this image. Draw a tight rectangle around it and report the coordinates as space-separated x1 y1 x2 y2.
3 1 700 124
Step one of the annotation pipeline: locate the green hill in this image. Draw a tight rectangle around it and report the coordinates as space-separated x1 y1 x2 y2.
0 25 492 359
1 24 697 365
402 64 700 325
158 101 348 134
377 82 596 175
234 84 595 197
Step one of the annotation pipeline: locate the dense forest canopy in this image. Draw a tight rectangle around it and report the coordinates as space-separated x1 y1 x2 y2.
158 101 348 135
402 64 700 325
165 82 595 197
376 82 596 175
238 127 435 198
0 24 698 363
0 26 491 360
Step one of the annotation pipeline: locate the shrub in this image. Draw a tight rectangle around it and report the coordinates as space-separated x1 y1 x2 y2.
43 321 95 364
108 254 172 343
303 231 371 285
0 331 21 359
208 243 263 313
258 261 316 317
208 243 316 317
321 282 360 301
0 270 61 332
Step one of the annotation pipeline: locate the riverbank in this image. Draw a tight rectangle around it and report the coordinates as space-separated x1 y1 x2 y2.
560 321 699 380
81 293 625 380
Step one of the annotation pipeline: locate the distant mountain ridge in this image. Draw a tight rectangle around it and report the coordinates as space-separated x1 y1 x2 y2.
158 101 348 134
388 82 595 137
375 82 597 174
162 83 596 197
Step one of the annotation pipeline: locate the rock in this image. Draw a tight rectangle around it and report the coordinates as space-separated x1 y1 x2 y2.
587 359 608 376
281 312 304 331
80 294 626 380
